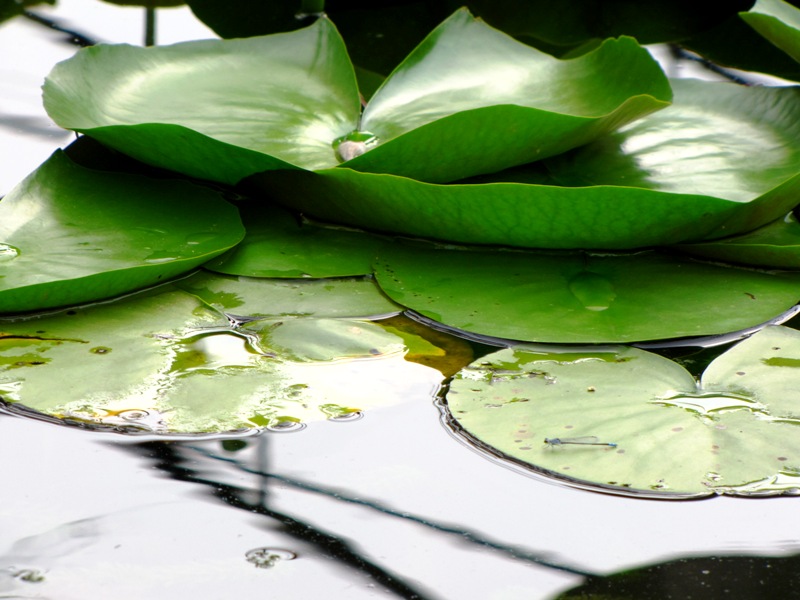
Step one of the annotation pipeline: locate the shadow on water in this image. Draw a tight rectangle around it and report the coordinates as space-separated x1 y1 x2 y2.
121 434 594 600
119 433 800 600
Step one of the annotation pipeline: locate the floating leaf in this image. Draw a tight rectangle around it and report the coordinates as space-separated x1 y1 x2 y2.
44 17 361 184
741 0 800 65
677 212 800 268
373 242 800 343
341 10 671 182
205 204 388 278
177 271 400 319
0 286 442 434
0 152 243 313
446 326 800 497
43 9 670 185
264 80 800 249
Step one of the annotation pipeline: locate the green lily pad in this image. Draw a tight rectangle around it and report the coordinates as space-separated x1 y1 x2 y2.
43 9 669 185
263 79 800 249
0 151 243 314
0 285 442 434
341 10 671 182
741 0 800 65
677 212 800 268
205 203 388 278
543 80 800 242
44 17 360 185
446 325 800 497
176 271 400 319
373 242 800 343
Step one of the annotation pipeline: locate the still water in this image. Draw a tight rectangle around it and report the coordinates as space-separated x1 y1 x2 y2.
1 2 799 598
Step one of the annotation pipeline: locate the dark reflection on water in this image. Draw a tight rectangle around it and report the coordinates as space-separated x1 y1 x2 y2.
132 438 435 600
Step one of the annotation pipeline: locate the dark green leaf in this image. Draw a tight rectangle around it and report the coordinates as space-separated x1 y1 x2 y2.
43 18 361 184
263 80 800 248
0 152 243 313
677 212 800 268
205 203 388 278
372 243 800 343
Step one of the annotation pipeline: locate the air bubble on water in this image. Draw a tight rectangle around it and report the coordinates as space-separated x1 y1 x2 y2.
245 547 297 568
120 409 149 421
266 420 306 433
329 411 364 423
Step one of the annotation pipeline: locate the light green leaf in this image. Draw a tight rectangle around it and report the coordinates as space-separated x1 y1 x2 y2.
373 242 800 343
0 151 243 314
177 271 400 319
0 286 441 434
741 0 800 65
43 9 669 186
447 326 800 497
344 9 671 182
44 18 361 184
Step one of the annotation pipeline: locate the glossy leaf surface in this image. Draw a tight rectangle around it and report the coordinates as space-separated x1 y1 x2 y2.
177 271 400 319
44 18 361 184
447 326 800 497
677 212 800 268
205 204 388 278
0 152 243 313
266 80 800 248
741 0 800 64
43 9 670 185
0 286 440 434
344 9 672 182
373 243 800 343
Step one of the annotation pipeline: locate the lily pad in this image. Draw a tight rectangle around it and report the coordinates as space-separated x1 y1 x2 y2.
177 271 400 319
0 151 243 314
0 285 442 434
446 325 800 497
205 203 388 278
264 80 800 249
677 212 800 268
43 9 670 185
741 0 800 65
372 242 800 343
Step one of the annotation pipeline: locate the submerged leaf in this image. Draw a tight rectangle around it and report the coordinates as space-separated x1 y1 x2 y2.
177 271 400 319
446 326 800 497
0 152 243 313
0 286 441 434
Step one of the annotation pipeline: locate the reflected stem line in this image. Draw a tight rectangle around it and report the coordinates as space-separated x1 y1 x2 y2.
22 11 97 47
140 442 437 600
187 443 595 578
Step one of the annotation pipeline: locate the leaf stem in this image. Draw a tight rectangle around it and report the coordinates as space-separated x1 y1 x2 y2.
144 6 156 47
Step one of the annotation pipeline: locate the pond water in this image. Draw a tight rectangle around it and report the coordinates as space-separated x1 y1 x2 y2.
2 3 799 598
